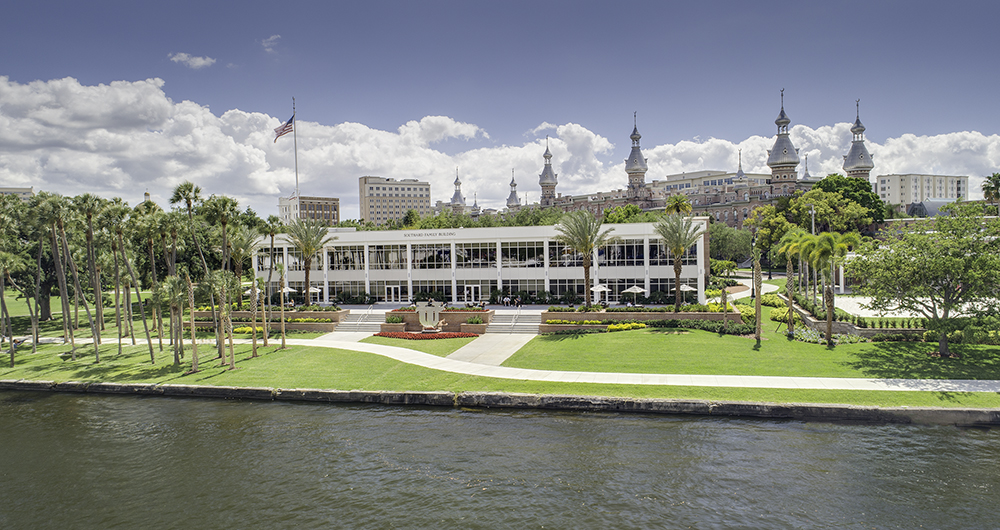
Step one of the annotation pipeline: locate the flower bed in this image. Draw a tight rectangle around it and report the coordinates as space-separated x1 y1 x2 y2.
373 332 479 340
386 309 495 332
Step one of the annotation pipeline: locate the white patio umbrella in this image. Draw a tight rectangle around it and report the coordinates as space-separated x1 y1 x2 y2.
622 285 646 304
590 284 610 304
281 287 298 293
307 287 321 293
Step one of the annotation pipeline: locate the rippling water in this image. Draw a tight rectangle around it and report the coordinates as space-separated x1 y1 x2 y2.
1 392 997 529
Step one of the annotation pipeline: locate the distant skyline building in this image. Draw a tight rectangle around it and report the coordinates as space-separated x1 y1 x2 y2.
279 195 340 225
0 187 34 202
359 175 432 225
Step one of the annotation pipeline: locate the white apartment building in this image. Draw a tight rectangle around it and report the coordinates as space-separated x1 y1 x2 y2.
0 187 34 202
359 176 432 225
874 174 969 204
253 221 709 305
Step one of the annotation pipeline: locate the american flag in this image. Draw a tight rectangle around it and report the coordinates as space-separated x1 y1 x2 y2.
274 114 294 142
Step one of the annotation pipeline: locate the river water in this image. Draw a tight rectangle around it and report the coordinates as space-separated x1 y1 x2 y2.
1 392 997 529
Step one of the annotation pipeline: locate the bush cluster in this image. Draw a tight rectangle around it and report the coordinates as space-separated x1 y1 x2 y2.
384 315 404 324
607 322 647 332
768 307 802 325
373 332 479 340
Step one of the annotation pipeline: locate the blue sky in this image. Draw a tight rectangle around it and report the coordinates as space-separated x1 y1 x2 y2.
2 0 999 217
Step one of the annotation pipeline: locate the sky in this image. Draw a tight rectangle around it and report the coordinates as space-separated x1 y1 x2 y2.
2 0 999 219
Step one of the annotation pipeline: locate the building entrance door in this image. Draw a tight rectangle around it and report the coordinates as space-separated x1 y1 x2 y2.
385 285 402 303
464 285 481 303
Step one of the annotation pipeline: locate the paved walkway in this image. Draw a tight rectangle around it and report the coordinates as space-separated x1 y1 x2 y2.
280 337 1000 393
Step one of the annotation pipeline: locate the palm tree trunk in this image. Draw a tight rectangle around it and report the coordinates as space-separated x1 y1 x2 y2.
825 285 834 347
673 261 682 312
263 235 276 347
50 226 73 356
583 255 592 307
2 277 13 368
112 240 123 355
32 240 42 352
61 226 100 360
754 256 762 344
250 283 259 358
186 274 199 373
720 287 729 333
119 233 154 362
279 278 287 349
785 258 795 336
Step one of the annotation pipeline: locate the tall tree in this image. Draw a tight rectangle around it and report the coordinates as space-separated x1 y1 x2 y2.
0 251 25 367
664 195 693 215
847 203 1000 357
261 215 284 347
73 193 107 331
814 173 886 225
776 228 808 336
982 172 1000 216
553 210 618 307
106 202 155 362
810 231 860 346
284 218 337 305
227 223 260 309
654 214 704 312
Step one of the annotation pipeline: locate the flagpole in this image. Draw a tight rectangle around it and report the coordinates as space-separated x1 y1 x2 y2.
292 97 299 199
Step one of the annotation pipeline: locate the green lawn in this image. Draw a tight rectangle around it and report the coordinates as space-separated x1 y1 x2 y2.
505 327 1000 381
3 340 1000 408
360 336 476 356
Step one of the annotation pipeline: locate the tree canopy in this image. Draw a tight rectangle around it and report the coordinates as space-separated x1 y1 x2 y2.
814 173 885 224
846 203 1000 356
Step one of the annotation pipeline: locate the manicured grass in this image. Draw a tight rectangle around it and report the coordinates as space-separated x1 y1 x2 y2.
3 340 999 408
504 327 1000 380
360 335 477 357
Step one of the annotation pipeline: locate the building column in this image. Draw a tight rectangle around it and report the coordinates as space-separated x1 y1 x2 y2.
363 244 371 301
543 240 550 294
322 247 330 304
450 241 457 304
406 243 413 303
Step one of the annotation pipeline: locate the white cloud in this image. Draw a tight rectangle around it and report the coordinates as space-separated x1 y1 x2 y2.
261 34 281 53
1 76 998 221
168 52 216 69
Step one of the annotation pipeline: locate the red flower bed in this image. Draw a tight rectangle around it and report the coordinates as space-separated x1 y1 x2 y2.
389 307 487 312
374 332 479 340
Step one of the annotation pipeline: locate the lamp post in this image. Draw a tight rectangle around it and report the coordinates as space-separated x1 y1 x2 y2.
809 204 816 235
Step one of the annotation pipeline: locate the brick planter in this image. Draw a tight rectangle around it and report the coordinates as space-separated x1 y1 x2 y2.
193 309 349 323
460 323 487 334
540 310 743 324
380 323 407 333
388 310 495 333
778 294 925 338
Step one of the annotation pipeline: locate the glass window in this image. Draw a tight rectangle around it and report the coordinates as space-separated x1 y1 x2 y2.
599 239 644 266
456 242 497 268
501 241 544 267
329 245 365 270
368 245 407 270
412 244 451 269
548 242 583 267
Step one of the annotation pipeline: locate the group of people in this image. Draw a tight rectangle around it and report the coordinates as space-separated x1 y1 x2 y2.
501 295 522 307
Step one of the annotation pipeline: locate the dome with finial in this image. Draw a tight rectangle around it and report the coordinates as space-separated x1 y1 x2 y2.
843 100 874 174
539 138 558 186
451 168 466 206
625 113 648 174
506 170 520 208
766 90 800 169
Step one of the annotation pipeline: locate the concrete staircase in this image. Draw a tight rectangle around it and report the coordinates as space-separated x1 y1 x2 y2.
334 309 383 333
486 311 541 334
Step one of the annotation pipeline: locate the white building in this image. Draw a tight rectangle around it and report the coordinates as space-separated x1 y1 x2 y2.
359 176 432 225
874 174 969 205
0 187 34 202
253 220 709 305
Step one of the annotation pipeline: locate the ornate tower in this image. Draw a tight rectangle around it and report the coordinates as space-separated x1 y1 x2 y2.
734 149 748 188
766 89 800 196
843 100 875 181
506 169 520 211
538 137 558 207
625 113 650 201
450 168 466 215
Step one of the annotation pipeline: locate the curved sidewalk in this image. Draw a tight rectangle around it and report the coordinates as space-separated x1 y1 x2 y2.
288 337 1000 393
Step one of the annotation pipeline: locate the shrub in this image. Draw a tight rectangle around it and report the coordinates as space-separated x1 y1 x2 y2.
871 333 922 342
733 305 756 326
232 326 264 334
576 305 605 312
385 315 404 324
547 306 575 312
607 322 647 332
759 294 783 308
923 329 939 342
466 315 484 324
769 307 802 325
705 288 724 298
643 318 754 336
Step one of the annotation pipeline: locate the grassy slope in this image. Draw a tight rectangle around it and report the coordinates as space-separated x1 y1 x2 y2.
360 336 476 357
505 327 1000 380
1 338 999 409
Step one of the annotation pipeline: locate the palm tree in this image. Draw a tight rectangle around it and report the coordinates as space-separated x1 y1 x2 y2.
159 275 187 365
35 194 74 354
653 214 704 312
227 223 260 309
106 202 155 362
777 228 808 336
185 273 199 373
275 263 287 349
0 251 25 367
752 245 763 344
284 218 337 305
809 232 861 346
73 193 106 331
201 194 240 358
982 173 1000 215
261 215 284 347
664 194 693 215
552 210 618 308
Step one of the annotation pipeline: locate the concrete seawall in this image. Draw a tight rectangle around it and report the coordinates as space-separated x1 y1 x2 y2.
2 379 998 427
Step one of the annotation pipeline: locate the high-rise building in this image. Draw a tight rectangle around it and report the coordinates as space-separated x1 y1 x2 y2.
359 176 432 225
278 195 340 225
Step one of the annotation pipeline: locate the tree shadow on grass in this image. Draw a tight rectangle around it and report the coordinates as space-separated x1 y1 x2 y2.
843 342 1000 380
